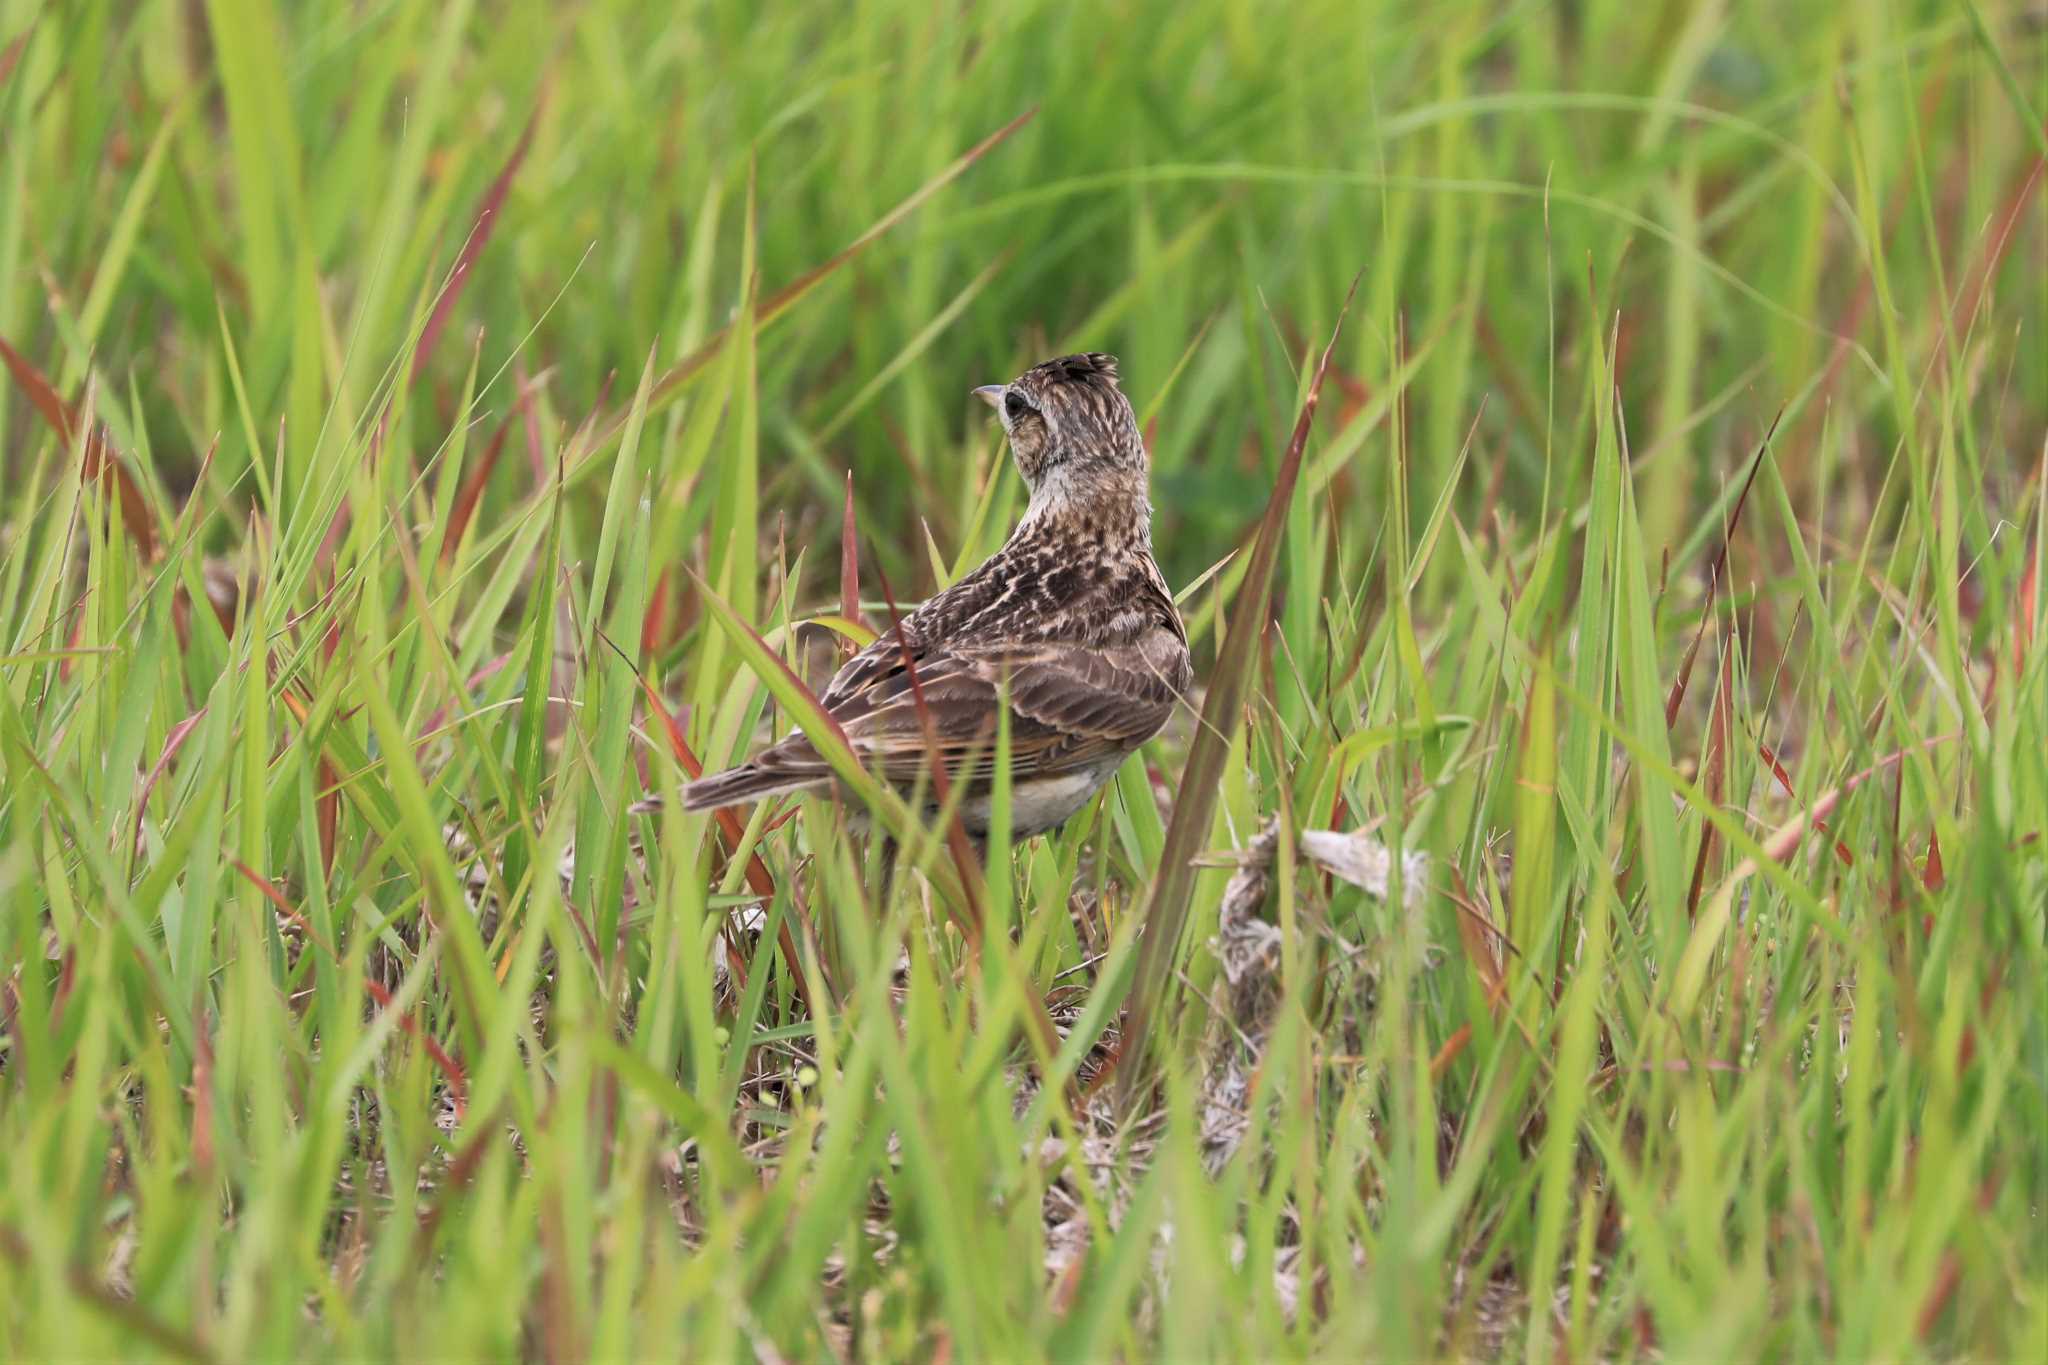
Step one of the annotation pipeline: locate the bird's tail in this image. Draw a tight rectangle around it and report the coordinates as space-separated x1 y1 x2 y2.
677 763 820 812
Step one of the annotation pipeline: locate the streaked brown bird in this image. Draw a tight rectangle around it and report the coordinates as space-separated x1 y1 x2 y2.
682 352 1192 838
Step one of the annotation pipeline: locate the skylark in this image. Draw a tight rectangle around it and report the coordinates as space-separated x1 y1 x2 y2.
682 352 1192 838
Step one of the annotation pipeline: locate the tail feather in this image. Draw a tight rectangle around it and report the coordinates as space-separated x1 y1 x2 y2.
680 762 824 811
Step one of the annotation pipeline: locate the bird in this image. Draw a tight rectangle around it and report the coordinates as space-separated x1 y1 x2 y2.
681 352 1192 839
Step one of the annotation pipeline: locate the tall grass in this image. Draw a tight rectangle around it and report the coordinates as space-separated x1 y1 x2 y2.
1 1 2042 1358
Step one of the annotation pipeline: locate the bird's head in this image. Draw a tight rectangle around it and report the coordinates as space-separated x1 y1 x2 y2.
973 353 1145 501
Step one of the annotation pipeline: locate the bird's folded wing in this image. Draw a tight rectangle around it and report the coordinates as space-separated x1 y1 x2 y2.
755 633 1186 788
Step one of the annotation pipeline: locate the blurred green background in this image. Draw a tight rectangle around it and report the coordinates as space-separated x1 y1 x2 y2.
7 1 2037 585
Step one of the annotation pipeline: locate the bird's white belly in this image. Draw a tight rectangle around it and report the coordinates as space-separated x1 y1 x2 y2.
962 764 1118 838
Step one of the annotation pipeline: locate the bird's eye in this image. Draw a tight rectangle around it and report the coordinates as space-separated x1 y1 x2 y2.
1004 391 1032 421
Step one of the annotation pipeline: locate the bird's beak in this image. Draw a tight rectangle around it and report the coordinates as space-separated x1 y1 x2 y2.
971 384 1006 410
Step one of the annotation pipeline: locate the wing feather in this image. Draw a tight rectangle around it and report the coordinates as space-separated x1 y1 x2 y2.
684 543 1192 813
739 629 1186 793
